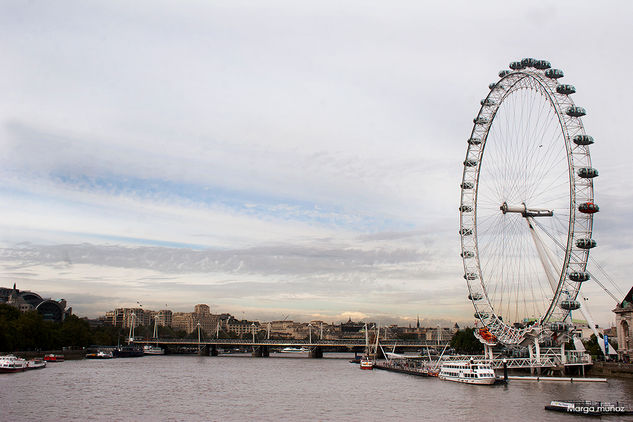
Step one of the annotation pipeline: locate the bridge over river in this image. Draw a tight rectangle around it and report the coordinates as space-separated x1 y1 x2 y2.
132 338 449 357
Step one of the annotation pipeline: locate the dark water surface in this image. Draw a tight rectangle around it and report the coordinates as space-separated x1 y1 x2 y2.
2 354 633 421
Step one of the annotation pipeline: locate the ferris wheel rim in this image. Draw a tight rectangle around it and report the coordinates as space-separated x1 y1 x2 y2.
459 59 596 346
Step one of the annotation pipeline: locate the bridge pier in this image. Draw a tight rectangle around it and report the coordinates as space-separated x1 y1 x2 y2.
198 345 210 356
309 347 323 358
251 345 269 357
210 345 218 356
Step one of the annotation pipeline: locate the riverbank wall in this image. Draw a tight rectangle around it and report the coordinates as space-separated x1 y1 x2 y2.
13 349 86 360
587 362 633 378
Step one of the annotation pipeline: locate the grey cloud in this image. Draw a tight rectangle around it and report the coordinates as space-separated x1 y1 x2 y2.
0 242 428 276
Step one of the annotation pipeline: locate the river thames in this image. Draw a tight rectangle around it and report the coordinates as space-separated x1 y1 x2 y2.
2 354 633 421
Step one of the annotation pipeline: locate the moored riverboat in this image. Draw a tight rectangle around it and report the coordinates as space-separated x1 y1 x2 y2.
26 358 46 370
0 355 28 373
360 357 374 370
86 350 114 359
143 345 165 355
113 346 144 358
545 400 633 416
44 354 64 362
280 347 308 353
438 360 496 385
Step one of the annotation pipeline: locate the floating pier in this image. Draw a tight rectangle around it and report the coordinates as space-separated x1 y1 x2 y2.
508 376 607 383
374 362 433 377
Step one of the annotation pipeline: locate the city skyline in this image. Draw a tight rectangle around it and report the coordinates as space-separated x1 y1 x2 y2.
1 2 632 326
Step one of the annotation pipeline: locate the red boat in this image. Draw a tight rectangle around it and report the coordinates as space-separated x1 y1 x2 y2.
360 358 374 370
44 354 64 362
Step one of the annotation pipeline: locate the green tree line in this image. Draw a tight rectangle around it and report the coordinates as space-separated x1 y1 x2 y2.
450 328 484 354
0 304 190 352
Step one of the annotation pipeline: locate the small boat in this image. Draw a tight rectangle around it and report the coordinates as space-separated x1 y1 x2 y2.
545 400 633 416
438 360 496 385
43 354 64 362
26 358 46 370
360 357 374 370
280 347 308 353
359 323 377 370
143 319 165 355
143 345 165 355
86 350 114 359
0 355 27 373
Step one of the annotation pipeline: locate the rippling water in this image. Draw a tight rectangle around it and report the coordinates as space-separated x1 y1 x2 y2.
2 354 633 421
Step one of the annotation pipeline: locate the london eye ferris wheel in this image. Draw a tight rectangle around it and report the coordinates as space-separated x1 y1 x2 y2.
459 58 598 346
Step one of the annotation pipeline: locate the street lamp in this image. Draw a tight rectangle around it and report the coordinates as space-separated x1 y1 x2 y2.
308 323 312 344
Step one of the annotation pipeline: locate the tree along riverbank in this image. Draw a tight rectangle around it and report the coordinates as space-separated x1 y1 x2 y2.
0 304 187 352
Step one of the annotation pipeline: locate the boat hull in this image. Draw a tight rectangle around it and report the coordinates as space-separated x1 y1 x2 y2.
113 347 144 358
438 375 495 385
545 401 633 416
143 345 165 355
360 359 374 370
0 355 28 372
0 367 26 373
26 360 46 370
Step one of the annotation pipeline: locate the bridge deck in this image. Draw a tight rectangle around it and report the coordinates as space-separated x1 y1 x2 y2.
132 338 448 348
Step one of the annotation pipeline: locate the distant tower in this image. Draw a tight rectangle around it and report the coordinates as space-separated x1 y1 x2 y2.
417 314 420 329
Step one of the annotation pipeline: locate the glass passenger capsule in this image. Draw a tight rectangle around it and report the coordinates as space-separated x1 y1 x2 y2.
549 322 570 332
521 58 536 67
464 272 478 280
578 202 599 214
480 98 496 106
556 84 576 95
498 70 511 78
459 205 473 212
464 158 478 167
467 137 482 145
489 82 505 90
468 292 482 301
566 106 586 117
534 60 551 70
577 167 599 178
461 251 474 258
474 116 489 125
560 300 581 311
576 238 597 249
545 68 564 79
474 312 489 319
459 228 473 236
573 135 594 146
509 61 525 70
569 271 590 282
461 182 474 189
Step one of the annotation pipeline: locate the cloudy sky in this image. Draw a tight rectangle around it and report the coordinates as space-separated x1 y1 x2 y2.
1 1 631 326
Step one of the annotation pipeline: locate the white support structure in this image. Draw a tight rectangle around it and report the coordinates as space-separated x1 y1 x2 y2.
578 296 617 357
433 348 591 369
527 217 559 294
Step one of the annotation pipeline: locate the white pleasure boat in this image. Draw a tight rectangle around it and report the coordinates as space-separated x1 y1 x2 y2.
0 355 27 373
439 360 496 385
